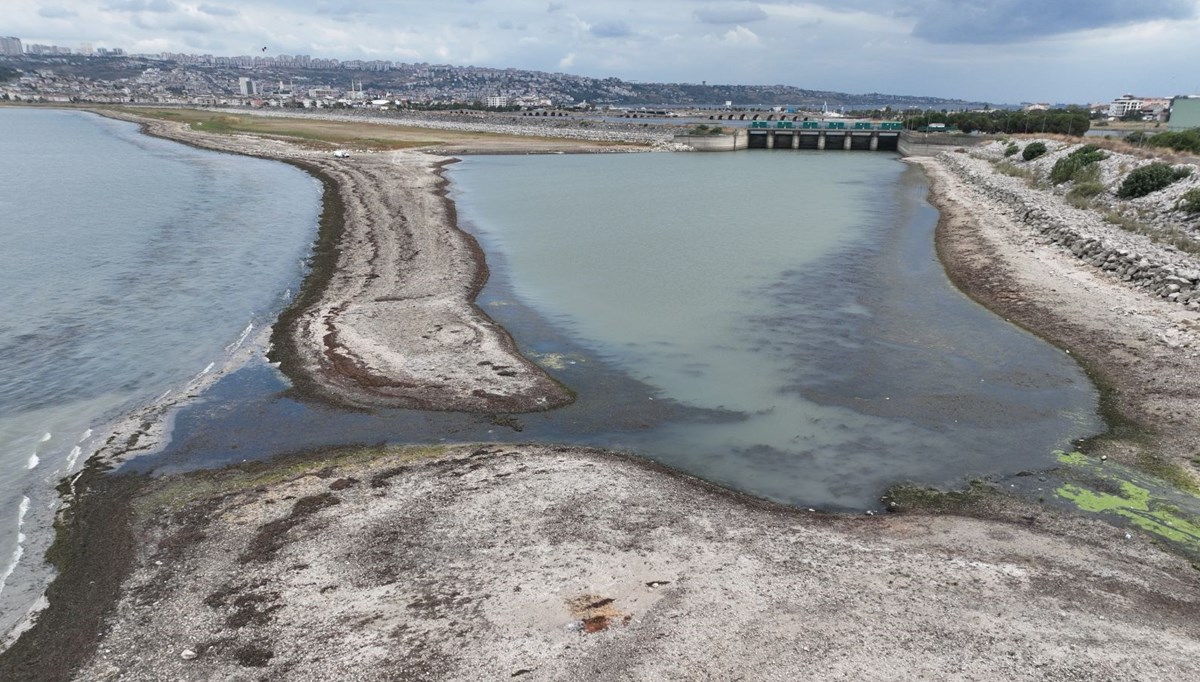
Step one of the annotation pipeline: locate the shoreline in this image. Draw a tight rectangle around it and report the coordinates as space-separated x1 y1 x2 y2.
3 110 1200 678
94 108 578 414
911 150 1200 485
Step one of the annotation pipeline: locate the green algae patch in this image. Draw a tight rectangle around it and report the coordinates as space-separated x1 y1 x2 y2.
132 444 450 522
883 480 999 515
1053 450 1200 555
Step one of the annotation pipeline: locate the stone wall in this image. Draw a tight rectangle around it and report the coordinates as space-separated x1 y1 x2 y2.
942 152 1200 308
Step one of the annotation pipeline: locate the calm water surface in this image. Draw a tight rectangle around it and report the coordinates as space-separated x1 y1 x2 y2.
141 151 1102 514
0 109 319 635
0 117 1106 638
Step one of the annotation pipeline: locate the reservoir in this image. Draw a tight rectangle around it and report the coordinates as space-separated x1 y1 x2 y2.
0 109 320 636
0 113 1106 638
143 150 1103 514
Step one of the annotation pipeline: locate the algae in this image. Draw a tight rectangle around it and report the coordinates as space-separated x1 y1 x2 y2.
1054 450 1200 554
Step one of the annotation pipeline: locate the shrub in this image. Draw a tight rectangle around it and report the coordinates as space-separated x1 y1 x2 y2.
1003 142 1019 157
1172 166 1193 181
1022 142 1047 161
1179 188 1200 214
1069 181 1105 199
1117 162 1176 198
1049 145 1107 185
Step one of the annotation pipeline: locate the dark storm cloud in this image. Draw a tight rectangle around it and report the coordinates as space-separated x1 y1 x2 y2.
590 20 634 38
905 0 1196 43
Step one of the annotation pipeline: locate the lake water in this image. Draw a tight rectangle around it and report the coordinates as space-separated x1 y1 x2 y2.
0 114 1105 641
135 150 1101 514
0 109 320 637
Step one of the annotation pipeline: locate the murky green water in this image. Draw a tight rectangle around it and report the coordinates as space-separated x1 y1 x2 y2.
449 152 1102 507
142 149 1101 515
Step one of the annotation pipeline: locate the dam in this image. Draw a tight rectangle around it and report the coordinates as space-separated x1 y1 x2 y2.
674 122 970 156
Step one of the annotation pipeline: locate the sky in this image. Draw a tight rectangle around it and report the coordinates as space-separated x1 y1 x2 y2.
6 0 1200 104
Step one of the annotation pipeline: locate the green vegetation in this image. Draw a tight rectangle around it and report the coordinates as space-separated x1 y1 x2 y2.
1003 142 1019 157
1117 162 1179 199
1050 144 1108 185
687 123 725 136
904 108 1090 136
1127 128 1200 154
0 66 19 83
1066 180 1105 208
1055 451 1200 552
1103 209 1200 255
993 160 1045 188
1022 141 1047 161
1179 187 1200 214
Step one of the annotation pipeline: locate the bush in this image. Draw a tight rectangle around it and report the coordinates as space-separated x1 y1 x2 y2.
1117 162 1176 198
1172 166 1193 181
1003 142 1019 157
1069 181 1105 199
1179 188 1200 214
1022 142 1047 161
1049 144 1108 184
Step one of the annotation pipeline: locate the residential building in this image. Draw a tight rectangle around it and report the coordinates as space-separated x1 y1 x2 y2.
1108 94 1144 118
486 94 509 108
0 36 21 56
238 77 256 96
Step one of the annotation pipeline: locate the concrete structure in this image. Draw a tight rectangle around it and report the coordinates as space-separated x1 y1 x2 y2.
1168 96 1200 131
486 95 508 108
238 77 256 96
0 37 21 56
674 126 905 153
1108 94 1143 118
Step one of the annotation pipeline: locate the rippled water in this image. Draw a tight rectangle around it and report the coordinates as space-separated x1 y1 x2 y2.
0 109 320 636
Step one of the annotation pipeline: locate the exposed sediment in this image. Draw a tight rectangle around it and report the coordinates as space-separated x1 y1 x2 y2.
97 111 573 412
41 445 1200 681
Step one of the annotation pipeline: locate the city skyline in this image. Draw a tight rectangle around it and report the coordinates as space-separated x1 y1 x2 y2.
5 1 1200 104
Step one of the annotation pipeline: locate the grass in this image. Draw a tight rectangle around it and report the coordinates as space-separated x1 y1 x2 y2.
109 106 632 151
1102 210 1200 255
992 160 1046 188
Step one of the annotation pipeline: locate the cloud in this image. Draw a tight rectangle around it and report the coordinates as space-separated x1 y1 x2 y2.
197 4 237 17
904 0 1197 44
559 52 576 69
695 2 767 25
37 6 77 19
547 1 566 13
590 20 633 38
103 0 177 12
722 25 760 45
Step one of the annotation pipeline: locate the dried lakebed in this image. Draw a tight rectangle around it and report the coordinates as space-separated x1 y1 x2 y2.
3 115 1200 680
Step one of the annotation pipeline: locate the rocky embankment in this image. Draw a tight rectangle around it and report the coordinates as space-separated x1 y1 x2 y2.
958 140 1200 307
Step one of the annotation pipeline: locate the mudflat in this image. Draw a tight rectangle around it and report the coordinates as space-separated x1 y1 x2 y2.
52 444 1200 681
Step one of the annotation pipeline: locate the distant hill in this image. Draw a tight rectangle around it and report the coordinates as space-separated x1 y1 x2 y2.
0 53 988 111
